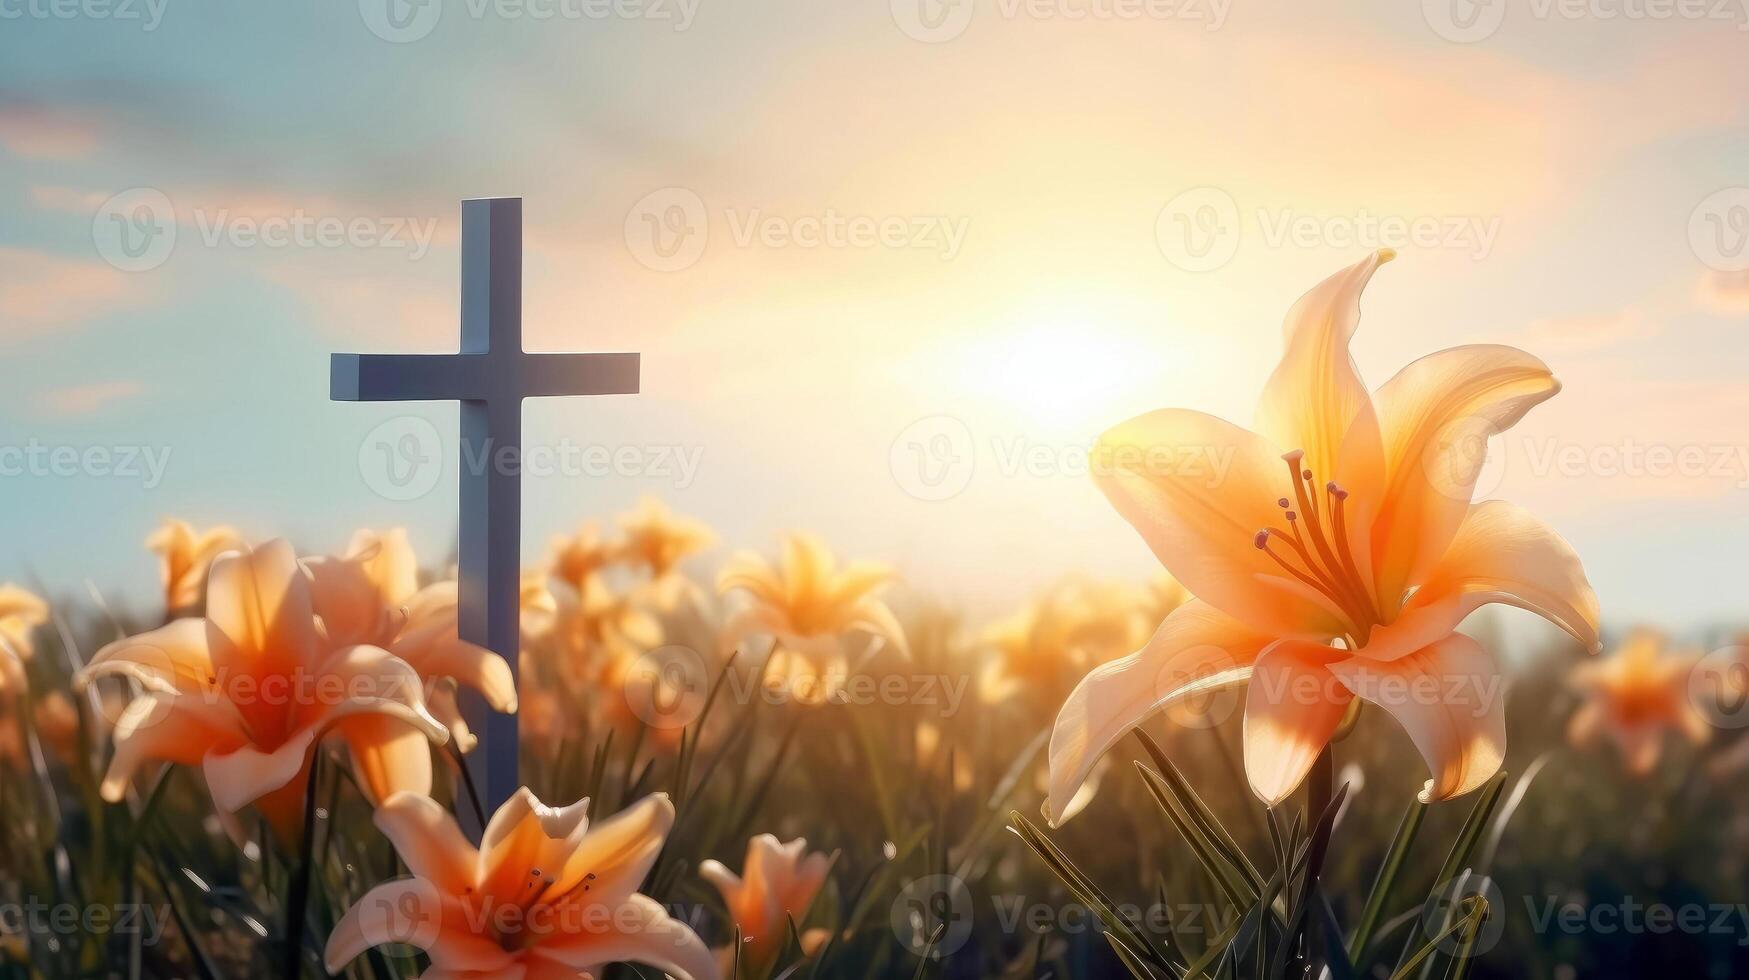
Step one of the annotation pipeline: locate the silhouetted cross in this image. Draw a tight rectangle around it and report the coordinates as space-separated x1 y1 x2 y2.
331 197 639 817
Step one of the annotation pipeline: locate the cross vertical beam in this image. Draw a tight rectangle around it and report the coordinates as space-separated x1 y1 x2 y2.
457 197 524 817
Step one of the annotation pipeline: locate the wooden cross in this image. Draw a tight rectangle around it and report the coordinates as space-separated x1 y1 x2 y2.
331 197 639 816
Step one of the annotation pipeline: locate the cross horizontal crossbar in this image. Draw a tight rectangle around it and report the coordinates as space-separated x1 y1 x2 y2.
331 351 640 403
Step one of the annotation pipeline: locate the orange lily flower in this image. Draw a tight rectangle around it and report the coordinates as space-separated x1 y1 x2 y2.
305 529 518 753
618 497 716 610
147 519 244 614
718 534 908 683
325 789 718 980
0 584 48 695
981 577 1157 704
550 520 620 595
75 539 447 843
32 690 81 767
1567 629 1708 776
700 834 834 978
1048 251 1599 819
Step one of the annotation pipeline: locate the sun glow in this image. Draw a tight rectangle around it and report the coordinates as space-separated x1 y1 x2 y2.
959 314 1155 438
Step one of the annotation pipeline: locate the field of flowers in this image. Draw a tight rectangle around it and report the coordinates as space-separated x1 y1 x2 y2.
4 254 1748 979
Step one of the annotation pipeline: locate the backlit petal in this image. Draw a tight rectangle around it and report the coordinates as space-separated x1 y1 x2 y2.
1370 344 1560 607
532 893 719 980
1410 500 1600 654
1253 250 1391 517
1242 640 1351 805
1328 632 1506 802
1046 600 1270 824
1091 407 1345 637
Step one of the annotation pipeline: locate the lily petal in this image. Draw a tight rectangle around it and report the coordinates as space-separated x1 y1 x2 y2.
1046 600 1270 824
204 540 319 691
1242 640 1351 805
372 792 479 896
1253 250 1392 585
1370 344 1561 606
1328 632 1506 802
538 792 672 907
1410 500 1600 654
1091 408 1345 637
532 893 720 980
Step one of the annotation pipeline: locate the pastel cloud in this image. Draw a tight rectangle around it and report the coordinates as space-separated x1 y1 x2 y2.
40 380 146 416
1696 270 1749 316
0 247 154 341
0 104 100 159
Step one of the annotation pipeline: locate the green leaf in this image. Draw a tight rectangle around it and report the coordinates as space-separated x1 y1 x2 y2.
1389 773 1509 978
1008 811 1174 972
1133 731 1266 896
1347 798 1426 966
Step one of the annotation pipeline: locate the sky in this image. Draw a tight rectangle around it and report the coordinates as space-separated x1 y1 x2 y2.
1 0 1747 642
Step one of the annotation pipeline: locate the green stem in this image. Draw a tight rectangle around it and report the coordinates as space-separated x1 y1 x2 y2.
282 753 323 980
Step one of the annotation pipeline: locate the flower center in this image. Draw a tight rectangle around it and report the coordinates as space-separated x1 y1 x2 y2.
1252 450 1380 643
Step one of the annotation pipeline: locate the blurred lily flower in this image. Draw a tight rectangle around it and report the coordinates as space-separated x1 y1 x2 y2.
980 578 1156 704
1568 629 1708 776
914 721 975 794
147 519 244 615
75 539 448 843
619 497 716 610
718 535 908 700
325 789 717 980
700 834 835 978
550 520 619 595
32 690 80 767
0 584 48 695
1049 251 1599 819
304 530 518 754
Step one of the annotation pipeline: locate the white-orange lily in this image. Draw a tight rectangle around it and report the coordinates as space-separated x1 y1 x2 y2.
700 834 835 978
718 534 908 698
619 497 716 610
325 789 718 980
304 529 518 753
75 539 447 843
0 584 48 695
147 518 244 614
1048 251 1599 820
1568 629 1708 776
981 577 1157 704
